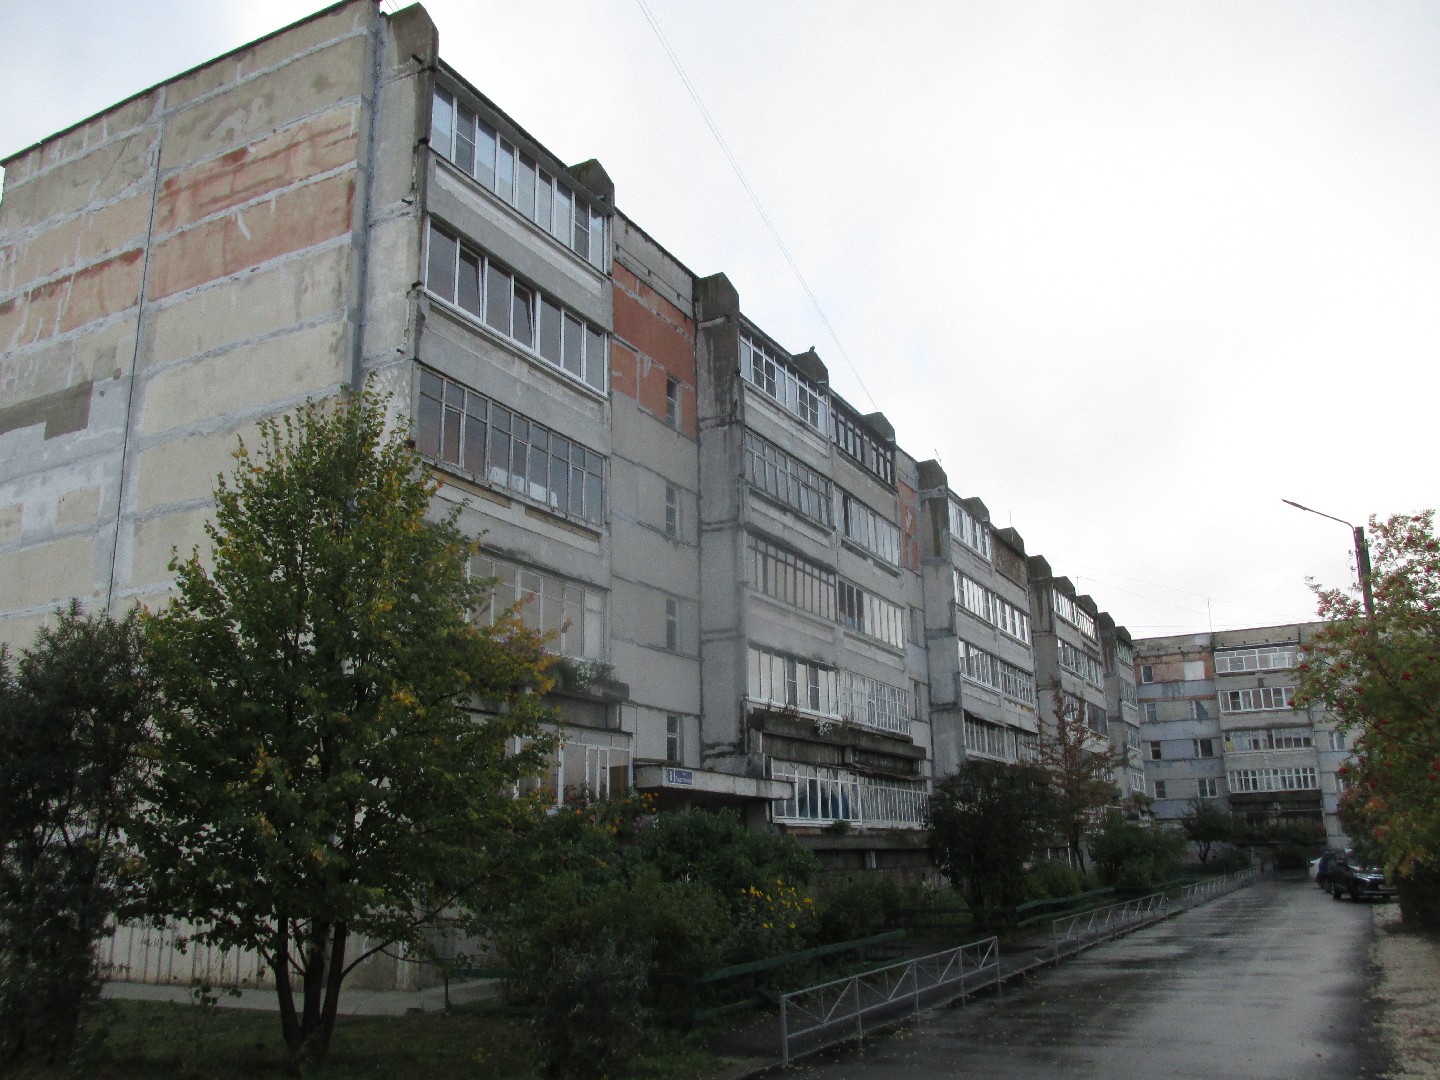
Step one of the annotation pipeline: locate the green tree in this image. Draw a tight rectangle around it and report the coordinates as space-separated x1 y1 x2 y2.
0 603 151 1065
1180 798 1234 865
1088 811 1184 888
927 759 1057 912
1037 681 1128 875
136 388 557 1067
1297 510 1440 927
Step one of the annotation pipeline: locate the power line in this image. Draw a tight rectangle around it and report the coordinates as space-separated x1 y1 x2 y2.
633 0 878 413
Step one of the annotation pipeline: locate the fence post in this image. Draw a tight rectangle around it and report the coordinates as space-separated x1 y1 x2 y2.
780 994 790 1069
854 978 864 1046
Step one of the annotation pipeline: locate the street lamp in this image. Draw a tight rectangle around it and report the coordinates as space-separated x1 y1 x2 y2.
1282 499 1375 618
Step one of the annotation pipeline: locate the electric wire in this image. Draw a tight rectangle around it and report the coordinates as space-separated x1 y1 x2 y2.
633 0 878 413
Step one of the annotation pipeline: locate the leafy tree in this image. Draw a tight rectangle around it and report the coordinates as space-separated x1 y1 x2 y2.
0 603 151 1065
1297 511 1440 927
1180 798 1234 864
1036 681 1128 874
1088 811 1184 888
927 759 1057 912
136 388 557 1067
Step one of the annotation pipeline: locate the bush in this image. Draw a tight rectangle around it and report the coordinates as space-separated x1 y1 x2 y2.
726 879 815 964
527 929 652 1080
928 760 1057 912
1207 847 1252 873
504 868 728 984
1089 812 1184 888
1023 860 1082 901
1396 864 1440 931
811 875 905 944
635 809 818 906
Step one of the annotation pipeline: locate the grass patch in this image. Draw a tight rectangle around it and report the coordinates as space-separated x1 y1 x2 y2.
8 999 726 1079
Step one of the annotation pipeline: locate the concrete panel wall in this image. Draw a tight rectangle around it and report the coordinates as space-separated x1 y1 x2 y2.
0 1 429 649
606 217 700 747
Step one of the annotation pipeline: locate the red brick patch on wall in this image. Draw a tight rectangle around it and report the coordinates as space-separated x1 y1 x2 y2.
0 248 144 345
147 172 355 301
154 110 359 234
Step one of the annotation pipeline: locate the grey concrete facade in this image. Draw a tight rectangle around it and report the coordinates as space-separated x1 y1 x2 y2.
1134 623 1351 845
1027 558 1117 772
1099 613 1146 802
918 464 1044 778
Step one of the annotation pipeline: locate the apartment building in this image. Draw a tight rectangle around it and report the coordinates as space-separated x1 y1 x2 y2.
1134 624 1350 845
0 0 949 875
1028 559 1115 764
0 0 1177 897
689 280 932 871
1097 615 1146 802
917 463 1042 776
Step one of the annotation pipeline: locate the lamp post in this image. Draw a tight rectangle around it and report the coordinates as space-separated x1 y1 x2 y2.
1282 499 1375 618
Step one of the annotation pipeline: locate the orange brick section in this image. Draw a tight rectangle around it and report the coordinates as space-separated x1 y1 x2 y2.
0 248 144 346
153 110 360 234
612 263 697 436
147 172 355 301
612 264 695 381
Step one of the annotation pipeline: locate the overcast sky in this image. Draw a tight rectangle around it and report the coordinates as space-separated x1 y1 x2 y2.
3 0 1437 638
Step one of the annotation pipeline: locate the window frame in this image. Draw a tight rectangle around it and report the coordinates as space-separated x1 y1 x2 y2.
664 376 681 428
430 84 609 272
665 714 683 764
425 221 609 394
664 597 680 652
418 367 606 526
742 431 834 528
664 483 680 539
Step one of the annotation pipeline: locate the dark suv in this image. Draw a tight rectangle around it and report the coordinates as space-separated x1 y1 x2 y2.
1328 855 1398 902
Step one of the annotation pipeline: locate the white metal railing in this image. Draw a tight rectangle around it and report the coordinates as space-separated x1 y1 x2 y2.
1174 867 1261 908
1051 867 1264 964
1051 893 1170 964
778 936 999 1067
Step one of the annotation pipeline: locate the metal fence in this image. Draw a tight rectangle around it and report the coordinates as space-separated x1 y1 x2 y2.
1173 866 1261 908
1051 866 1265 964
1051 892 1170 963
778 936 999 1067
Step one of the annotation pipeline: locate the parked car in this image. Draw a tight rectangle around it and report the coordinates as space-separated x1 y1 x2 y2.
1328 855 1398 901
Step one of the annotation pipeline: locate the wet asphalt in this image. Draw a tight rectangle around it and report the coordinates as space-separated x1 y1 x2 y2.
791 878 1382 1079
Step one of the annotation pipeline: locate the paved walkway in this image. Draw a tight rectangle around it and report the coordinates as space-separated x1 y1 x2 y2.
786 878 1381 1079
702 932 1058 1075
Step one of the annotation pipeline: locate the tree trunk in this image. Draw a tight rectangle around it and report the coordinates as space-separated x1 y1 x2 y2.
273 923 302 1058
290 922 332 1068
313 923 350 1061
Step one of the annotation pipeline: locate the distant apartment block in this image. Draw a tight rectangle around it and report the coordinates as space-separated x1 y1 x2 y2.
1133 624 1350 845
